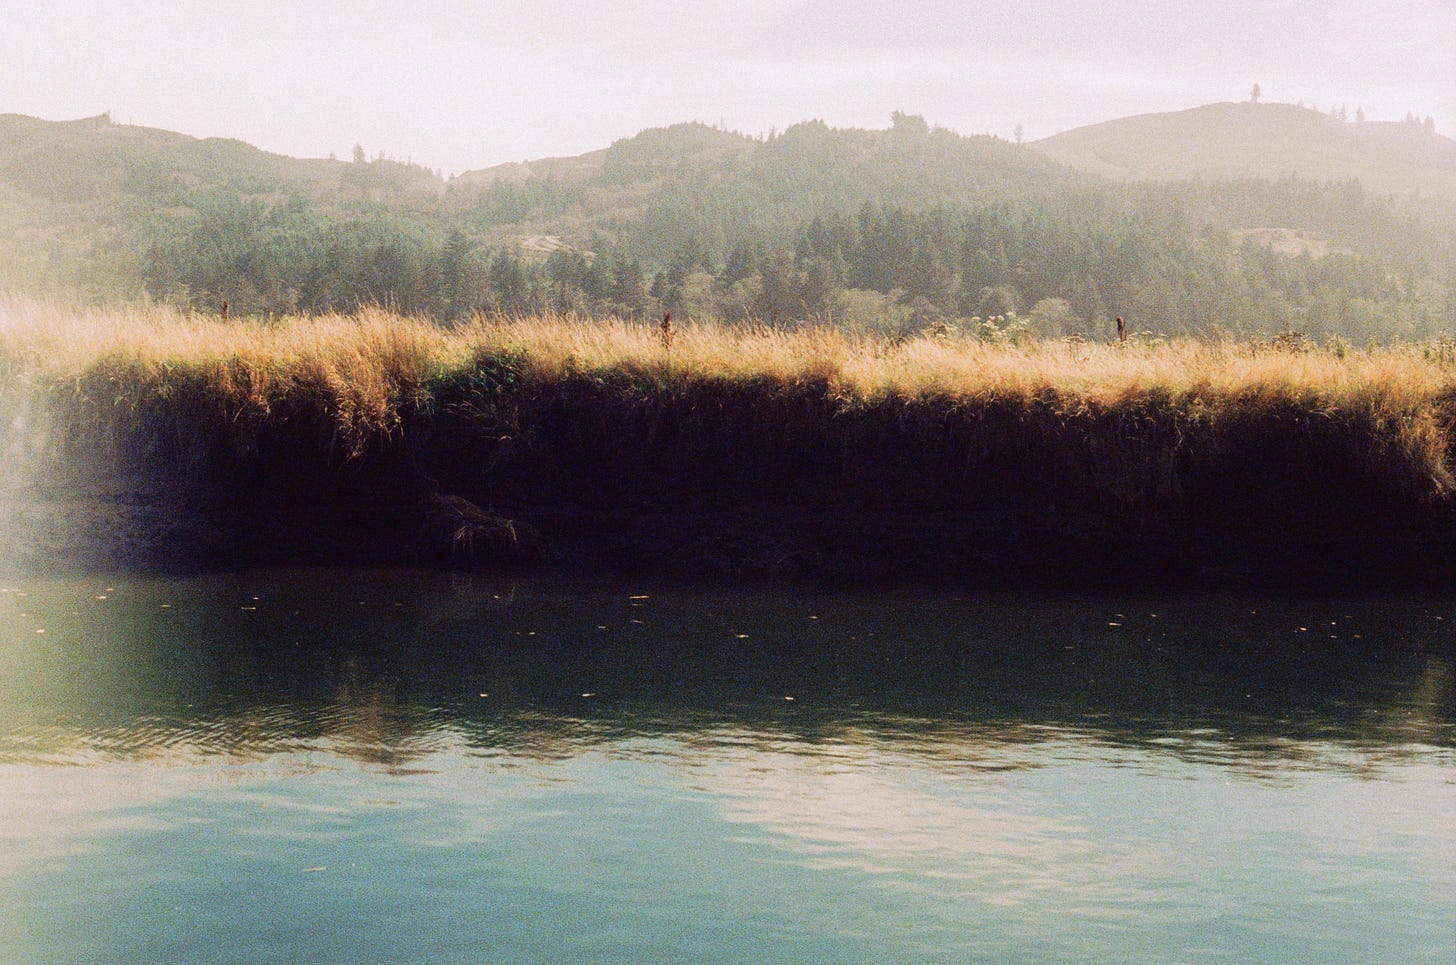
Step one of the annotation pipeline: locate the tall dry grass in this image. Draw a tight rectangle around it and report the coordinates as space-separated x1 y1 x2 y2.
2 299 1453 491
0 299 448 448
6 298 1451 403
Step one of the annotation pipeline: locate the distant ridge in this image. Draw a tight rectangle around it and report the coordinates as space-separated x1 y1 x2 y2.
1 105 1450 339
452 148 609 187
451 122 754 187
1030 102 1456 200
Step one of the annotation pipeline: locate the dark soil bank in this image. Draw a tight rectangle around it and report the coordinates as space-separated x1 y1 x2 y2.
5 375 1455 589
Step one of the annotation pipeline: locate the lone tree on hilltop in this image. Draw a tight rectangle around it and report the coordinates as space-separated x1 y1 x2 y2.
1250 82 1261 104
890 111 930 136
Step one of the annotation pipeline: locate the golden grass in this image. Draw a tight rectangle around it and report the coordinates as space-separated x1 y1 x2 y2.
2 298 1453 490
5 299 1449 403
0 299 447 442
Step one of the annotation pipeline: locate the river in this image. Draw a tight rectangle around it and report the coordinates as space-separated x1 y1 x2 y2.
1 569 1452 963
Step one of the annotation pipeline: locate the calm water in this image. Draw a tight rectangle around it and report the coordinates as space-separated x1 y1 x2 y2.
0 569 1452 964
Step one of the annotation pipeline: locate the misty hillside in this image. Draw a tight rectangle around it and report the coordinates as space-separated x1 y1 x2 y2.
0 112 340 200
451 114 1082 255
1032 102 1456 200
0 107 1451 338
0 112 442 296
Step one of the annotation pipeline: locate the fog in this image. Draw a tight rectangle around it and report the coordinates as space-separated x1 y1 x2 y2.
1 0 1450 174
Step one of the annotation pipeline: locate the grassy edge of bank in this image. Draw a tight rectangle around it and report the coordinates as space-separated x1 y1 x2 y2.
3 300 1455 585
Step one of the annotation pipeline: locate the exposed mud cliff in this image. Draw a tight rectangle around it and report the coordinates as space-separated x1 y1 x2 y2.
5 360 1452 588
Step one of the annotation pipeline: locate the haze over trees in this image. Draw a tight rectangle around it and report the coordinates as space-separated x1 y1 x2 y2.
0 103 1452 340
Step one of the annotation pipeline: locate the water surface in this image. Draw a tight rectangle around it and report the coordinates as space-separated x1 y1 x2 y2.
1 570 1452 963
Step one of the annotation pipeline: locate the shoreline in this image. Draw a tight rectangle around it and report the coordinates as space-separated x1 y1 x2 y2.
3 491 1453 595
2 308 1454 589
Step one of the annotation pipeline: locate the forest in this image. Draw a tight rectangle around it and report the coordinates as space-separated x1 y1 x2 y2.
3 110 1454 341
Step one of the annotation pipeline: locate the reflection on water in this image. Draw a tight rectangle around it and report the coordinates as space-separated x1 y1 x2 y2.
3 571 1450 771
0 570 1453 964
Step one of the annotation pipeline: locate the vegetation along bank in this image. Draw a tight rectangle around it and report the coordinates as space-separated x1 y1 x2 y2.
2 301 1454 587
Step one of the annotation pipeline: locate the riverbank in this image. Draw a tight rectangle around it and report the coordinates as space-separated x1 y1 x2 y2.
3 302 1454 587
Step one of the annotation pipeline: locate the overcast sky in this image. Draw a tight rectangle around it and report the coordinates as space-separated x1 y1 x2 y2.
3 0 1452 175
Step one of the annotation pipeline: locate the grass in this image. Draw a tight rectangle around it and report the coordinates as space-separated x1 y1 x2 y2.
2 298 1454 581
4 298 1451 398
3 298 1452 483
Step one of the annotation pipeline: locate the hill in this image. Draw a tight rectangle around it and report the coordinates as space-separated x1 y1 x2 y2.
0 112 344 202
447 116 1082 258
451 147 610 188
0 107 1451 338
0 111 443 297
1031 102 1456 200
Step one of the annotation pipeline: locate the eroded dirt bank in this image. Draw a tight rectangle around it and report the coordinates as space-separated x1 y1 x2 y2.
5 373 1453 589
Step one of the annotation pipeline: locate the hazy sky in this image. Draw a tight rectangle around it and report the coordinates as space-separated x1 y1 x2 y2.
3 0 1452 174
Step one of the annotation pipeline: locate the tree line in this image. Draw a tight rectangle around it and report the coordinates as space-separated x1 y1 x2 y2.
139 175 1453 341
14 111 1446 339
